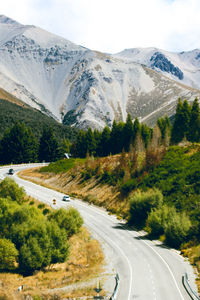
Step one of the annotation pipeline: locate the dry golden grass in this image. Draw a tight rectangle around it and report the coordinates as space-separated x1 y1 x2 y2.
0 227 104 299
18 158 131 219
182 245 200 293
0 88 30 108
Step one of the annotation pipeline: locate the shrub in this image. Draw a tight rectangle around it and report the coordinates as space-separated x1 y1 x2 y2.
146 205 174 238
164 211 191 248
0 238 18 270
146 205 192 248
48 207 83 238
83 194 97 204
129 188 163 227
19 235 51 274
120 178 138 195
0 178 25 204
38 203 45 209
43 208 50 215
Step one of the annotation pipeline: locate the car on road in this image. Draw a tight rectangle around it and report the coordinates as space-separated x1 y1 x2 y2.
8 168 14 175
62 195 71 202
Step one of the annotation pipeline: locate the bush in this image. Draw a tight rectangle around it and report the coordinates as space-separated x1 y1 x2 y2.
43 208 50 215
146 205 174 238
0 238 18 270
48 207 83 237
19 235 51 274
129 188 163 227
164 211 191 248
0 178 25 204
120 178 138 195
38 203 45 209
146 205 192 248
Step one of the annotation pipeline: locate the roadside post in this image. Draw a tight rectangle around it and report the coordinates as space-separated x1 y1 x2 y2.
94 280 103 299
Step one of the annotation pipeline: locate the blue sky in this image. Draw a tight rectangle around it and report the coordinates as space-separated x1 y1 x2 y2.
0 0 200 53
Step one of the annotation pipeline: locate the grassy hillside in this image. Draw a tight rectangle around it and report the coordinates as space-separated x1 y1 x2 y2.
19 144 200 292
0 98 79 142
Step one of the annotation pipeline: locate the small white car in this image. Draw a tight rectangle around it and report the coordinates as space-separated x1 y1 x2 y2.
62 195 70 202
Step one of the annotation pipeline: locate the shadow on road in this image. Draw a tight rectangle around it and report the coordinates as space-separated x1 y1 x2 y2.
112 222 172 249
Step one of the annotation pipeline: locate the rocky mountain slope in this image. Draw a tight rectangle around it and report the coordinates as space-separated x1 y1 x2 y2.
0 15 199 129
115 47 200 91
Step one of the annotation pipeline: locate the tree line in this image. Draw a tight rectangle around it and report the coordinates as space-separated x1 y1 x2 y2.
0 98 199 164
71 116 154 158
0 123 71 164
71 97 200 158
0 177 83 274
171 98 200 144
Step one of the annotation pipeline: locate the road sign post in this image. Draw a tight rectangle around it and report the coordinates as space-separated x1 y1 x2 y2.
94 281 103 299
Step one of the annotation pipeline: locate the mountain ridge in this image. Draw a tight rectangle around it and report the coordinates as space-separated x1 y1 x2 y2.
0 16 199 129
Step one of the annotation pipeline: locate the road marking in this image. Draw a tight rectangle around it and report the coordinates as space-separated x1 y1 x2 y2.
133 233 185 300
82 213 133 300
11 172 186 300
12 175 133 300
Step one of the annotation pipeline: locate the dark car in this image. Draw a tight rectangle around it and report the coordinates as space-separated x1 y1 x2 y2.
62 195 70 202
8 168 14 175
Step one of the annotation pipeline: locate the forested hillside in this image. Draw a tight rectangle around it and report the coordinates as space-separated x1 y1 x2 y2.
0 98 80 164
0 99 79 141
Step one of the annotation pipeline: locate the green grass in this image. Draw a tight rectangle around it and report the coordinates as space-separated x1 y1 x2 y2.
39 158 85 173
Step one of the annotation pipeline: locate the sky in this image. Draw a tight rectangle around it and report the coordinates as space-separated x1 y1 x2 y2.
0 0 200 53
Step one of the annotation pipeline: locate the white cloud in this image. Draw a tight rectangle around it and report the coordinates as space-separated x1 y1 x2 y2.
0 0 199 53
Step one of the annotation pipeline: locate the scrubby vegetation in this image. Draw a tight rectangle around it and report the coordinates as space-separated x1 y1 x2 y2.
40 158 85 173
0 178 83 275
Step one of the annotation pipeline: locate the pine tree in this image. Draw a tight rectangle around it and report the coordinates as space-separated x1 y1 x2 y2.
99 126 111 157
182 100 191 136
187 98 200 142
0 122 38 164
133 117 140 142
93 129 101 157
123 114 134 152
38 128 60 162
157 116 171 141
110 120 124 155
74 130 87 158
85 128 96 156
141 124 152 148
171 98 191 144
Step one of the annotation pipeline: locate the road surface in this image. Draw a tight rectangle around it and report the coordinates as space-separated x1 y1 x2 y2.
0 165 198 300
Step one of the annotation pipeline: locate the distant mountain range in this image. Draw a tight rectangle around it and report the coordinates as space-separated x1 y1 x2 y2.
0 15 199 129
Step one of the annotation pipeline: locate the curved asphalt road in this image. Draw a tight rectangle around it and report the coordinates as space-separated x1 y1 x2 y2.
0 165 198 300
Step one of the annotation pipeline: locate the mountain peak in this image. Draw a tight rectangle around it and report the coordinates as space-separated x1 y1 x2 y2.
0 15 20 25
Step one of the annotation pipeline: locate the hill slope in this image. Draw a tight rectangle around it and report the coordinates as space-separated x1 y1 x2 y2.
0 98 79 141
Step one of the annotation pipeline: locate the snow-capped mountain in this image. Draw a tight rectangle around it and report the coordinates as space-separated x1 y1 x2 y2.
115 47 200 91
0 15 199 129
